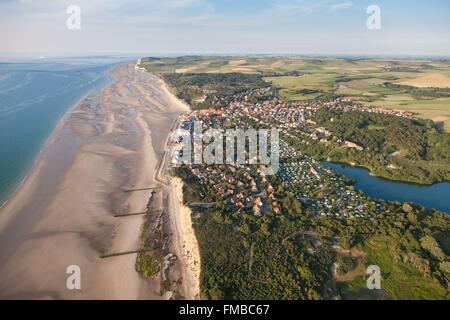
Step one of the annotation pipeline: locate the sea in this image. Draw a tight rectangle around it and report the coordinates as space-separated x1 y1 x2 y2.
0 57 129 206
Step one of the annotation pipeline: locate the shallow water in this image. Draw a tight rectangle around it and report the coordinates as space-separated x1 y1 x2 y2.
0 57 127 205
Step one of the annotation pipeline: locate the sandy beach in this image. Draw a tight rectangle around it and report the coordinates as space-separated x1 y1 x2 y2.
0 63 197 299
170 177 201 299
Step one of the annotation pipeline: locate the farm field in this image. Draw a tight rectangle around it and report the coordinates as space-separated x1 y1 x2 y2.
140 56 450 130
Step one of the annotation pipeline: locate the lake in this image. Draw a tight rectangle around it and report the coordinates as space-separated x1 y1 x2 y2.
323 162 450 214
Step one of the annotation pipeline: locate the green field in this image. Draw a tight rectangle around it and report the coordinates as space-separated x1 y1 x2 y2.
362 236 446 300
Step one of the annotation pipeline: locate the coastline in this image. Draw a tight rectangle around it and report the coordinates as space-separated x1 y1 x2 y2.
0 65 116 209
169 177 201 299
149 72 201 299
0 62 196 299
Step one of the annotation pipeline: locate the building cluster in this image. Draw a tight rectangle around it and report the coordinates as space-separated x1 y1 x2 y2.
223 95 406 151
186 163 282 215
171 87 396 218
176 106 283 216
278 141 383 218
322 98 414 118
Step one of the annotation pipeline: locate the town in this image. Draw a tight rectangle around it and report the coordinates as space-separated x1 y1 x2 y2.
170 87 389 219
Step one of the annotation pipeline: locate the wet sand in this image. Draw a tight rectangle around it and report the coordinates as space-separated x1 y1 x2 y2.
0 63 193 299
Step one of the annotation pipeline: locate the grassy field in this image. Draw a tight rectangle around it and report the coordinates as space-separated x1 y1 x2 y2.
265 74 336 100
140 56 450 130
336 234 448 300
398 73 450 88
362 236 446 300
140 56 307 74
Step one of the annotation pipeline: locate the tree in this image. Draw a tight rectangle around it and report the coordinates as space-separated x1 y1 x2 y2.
260 222 271 235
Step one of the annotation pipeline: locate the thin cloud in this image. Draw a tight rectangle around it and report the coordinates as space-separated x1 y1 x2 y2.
331 1 353 11
273 0 325 14
272 0 353 14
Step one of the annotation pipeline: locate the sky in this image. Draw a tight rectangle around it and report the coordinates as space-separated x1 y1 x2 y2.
0 0 449 58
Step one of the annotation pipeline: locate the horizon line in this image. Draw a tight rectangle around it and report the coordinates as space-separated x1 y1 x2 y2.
1 52 450 62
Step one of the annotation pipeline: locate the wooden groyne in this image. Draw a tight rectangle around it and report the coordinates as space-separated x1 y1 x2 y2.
99 248 155 259
122 186 160 192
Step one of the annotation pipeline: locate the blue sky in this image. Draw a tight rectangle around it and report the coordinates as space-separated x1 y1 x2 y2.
0 0 449 57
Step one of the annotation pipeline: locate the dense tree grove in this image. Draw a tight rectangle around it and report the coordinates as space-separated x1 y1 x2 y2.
295 108 450 184
163 73 271 109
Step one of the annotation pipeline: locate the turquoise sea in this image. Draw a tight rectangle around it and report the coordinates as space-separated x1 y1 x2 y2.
0 57 127 205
